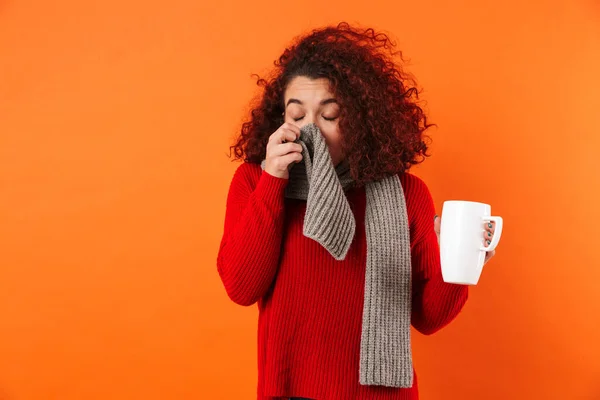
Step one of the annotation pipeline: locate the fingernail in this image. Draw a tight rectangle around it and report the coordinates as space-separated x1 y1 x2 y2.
488 223 493 229
488 232 492 237
434 215 438 221
486 240 491 245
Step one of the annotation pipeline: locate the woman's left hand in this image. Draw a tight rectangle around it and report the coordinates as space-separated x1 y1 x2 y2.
434 215 497 265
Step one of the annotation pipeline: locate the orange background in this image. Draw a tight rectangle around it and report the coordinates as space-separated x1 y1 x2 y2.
1 0 599 399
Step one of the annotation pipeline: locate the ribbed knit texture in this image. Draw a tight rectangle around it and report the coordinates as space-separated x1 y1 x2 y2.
217 162 469 400
361 177 412 387
260 124 413 387
262 124 357 261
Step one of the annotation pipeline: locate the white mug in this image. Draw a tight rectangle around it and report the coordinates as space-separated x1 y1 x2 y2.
440 201 503 285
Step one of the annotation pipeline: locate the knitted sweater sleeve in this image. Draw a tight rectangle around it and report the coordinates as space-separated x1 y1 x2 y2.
401 173 469 335
217 163 288 306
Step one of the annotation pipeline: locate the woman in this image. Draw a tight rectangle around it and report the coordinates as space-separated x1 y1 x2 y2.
217 23 497 400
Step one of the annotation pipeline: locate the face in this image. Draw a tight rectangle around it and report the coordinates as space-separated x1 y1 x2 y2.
283 76 343 166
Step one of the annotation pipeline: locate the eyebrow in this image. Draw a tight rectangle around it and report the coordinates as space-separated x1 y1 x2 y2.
286 98 338 107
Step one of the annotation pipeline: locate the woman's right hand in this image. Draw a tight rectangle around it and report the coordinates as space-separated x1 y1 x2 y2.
264 123 303 179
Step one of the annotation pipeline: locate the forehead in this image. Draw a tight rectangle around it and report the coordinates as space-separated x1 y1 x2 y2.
284 76 334 101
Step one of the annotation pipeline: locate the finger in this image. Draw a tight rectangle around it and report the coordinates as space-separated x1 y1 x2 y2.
272 125 299 143
434 215 441 234
266 137 300 157
268 127 297 145
280 128 300 143
279 151 303 166
484 221 495 234
270 142 303 157
483 237 492 247
484 249 496 265
271 128 297 144
484 229 493 241
282 122 301 138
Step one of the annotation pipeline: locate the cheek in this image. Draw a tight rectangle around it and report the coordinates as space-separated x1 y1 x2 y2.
330 125 342 145
322 127 343 148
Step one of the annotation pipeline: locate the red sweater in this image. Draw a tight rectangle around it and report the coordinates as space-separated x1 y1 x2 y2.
217 163 468 400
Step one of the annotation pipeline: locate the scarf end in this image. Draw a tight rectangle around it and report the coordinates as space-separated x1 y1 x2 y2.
359 364 414 388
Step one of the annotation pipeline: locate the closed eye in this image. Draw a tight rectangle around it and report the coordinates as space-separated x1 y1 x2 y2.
292 115 338 122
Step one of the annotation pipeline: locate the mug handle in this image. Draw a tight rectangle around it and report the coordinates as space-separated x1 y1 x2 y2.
480 216 503 252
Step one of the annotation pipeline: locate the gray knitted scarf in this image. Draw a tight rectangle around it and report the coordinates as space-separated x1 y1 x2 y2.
261 123 413 388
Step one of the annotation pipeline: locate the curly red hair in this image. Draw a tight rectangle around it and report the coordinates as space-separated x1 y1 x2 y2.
230 22 433 186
